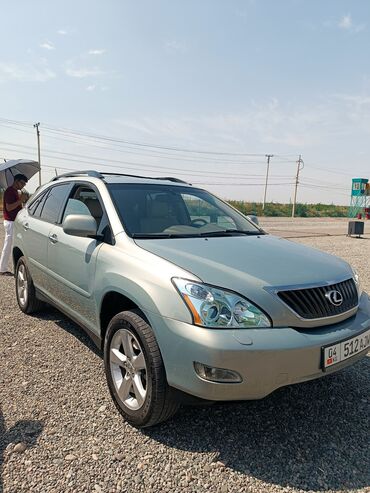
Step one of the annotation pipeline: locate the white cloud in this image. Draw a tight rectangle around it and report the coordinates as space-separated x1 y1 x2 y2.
165 40 187 53
112 93 370 154
336 14 365 32
88 49 106 55
65 66 103 78
86 84 96 91
40 41 55 50
57 29 67 35
354 24 366 33
338 14 352 30
0 62 56 82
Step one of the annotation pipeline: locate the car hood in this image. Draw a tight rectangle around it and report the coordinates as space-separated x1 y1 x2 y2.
134 234 353 290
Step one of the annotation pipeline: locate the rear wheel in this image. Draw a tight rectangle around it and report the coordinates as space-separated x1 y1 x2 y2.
104 310 180 427
15 257 44 314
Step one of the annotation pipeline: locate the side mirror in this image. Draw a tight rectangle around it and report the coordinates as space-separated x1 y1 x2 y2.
62 214 97 238
247 214 259 225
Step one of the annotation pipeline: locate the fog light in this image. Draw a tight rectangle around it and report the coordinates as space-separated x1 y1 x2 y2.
194 362 242 383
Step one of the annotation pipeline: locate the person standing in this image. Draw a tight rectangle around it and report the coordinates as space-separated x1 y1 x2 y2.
0 174 28 276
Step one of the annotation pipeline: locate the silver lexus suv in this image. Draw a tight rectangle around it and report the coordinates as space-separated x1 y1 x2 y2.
13 171 370 427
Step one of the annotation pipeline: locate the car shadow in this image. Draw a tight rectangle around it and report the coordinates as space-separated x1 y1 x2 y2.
26 309 369 491
144 357 370 492
0 406 43 493
31 307 103 358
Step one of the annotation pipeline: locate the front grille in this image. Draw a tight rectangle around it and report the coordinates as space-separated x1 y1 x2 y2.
277 278 358 319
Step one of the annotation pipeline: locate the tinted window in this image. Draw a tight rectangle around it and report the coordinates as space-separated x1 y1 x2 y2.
40 184 72 224
28 191 48 218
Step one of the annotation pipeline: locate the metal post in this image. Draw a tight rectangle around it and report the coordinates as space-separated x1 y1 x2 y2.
262 154 273 210
34 122 41 186
292 155 304 218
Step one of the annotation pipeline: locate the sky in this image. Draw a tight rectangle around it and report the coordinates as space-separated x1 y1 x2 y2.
1 0 370 205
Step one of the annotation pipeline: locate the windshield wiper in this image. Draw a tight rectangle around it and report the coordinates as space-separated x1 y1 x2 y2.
132 233 194 239
197 229 264 237
132 230 265 239
224 229 265 235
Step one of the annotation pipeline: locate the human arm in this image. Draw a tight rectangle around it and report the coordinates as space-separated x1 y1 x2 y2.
6 199 23 212
4 190 27 212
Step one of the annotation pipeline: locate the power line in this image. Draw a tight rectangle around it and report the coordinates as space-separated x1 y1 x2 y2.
300 181 349 191
0 120 298 168
0 116 298 161
193 182 295 186
0 141 294 180
0 117 266 157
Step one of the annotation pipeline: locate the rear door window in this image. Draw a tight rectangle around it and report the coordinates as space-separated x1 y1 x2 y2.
27 191 49 218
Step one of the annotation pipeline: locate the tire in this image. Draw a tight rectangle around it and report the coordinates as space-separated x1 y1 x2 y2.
15 256 44 314
104 310 180 427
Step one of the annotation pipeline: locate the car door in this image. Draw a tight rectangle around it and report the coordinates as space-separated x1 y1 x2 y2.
46 184 107 331
22 184 72 291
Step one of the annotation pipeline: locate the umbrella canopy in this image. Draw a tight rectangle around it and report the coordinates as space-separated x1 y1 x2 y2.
0 160 40 190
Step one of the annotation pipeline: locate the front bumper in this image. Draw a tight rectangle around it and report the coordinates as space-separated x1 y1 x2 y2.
147 293 370 401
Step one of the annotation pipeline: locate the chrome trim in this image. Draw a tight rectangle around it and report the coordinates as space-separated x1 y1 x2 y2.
325 290 344 306
265 276 359 322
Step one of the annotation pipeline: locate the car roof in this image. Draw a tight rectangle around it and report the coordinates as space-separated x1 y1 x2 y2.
49 170 192 187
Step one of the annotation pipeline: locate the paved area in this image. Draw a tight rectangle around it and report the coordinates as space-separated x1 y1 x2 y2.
260 217 369 238
0 218 369 493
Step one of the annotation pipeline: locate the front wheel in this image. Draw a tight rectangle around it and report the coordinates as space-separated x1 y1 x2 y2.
15 257 44 314
104 310 180 427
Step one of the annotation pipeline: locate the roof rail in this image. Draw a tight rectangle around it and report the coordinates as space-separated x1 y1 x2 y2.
50 170 191 185
101 172 190 185
51 170 103 182
153 176 189 184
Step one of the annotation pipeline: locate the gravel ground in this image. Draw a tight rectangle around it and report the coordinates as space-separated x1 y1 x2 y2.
0 218 369 493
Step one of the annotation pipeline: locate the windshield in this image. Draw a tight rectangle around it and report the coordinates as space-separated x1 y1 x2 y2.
108 183 263 238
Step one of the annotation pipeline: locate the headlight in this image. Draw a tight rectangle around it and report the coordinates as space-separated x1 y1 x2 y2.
172 278 271 328
352 268 362 296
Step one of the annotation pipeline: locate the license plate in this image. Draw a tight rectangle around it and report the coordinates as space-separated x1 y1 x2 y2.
322 328 370 369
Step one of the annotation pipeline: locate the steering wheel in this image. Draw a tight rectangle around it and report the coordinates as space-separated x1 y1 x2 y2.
191 218 208 227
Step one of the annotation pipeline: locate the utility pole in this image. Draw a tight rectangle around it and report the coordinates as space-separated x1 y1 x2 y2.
34 122 41 186
262 154 273 210
292 154 304 218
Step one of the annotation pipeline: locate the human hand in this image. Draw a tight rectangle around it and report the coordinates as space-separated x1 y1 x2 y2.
20 192 29 203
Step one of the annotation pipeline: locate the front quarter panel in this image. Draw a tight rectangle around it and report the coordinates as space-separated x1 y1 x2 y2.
95 235 198 332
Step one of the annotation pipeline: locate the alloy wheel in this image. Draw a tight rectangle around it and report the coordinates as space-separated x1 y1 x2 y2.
17 264 28 307
109 328 147 410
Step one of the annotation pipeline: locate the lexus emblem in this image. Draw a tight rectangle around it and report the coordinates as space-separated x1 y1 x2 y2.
325 290 344 306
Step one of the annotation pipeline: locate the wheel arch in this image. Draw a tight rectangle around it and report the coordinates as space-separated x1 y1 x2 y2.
13 247 24 270
99 291 150 344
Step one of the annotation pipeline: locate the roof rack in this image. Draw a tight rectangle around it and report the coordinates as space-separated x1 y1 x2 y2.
101 172 190 185
50 170 191 185
51 170 103 182
153 176 189 184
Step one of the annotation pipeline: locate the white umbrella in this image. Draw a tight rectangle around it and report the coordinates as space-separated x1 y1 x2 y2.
0 159 40 189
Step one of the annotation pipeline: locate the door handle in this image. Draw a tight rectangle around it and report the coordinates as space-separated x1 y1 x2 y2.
48 233 58 244
23 222 29 231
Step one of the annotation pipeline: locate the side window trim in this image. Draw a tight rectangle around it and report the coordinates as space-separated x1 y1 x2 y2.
28 190 50 218
37 189 51 218
54 183 74 225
